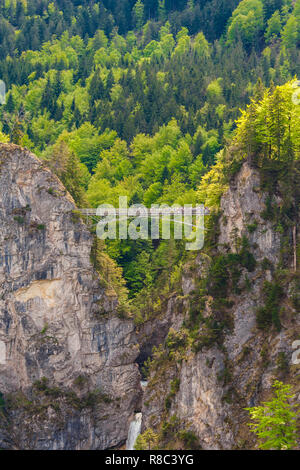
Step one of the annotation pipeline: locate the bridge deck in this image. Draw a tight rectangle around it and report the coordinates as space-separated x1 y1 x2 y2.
79 207 210 216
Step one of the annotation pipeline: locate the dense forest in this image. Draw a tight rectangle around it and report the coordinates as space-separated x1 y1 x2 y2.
0 0 299 304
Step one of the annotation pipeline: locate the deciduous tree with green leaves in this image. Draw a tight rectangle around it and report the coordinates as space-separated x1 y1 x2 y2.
133 0 145 30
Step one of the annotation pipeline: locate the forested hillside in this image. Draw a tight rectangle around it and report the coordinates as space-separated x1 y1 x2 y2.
0 0 299 298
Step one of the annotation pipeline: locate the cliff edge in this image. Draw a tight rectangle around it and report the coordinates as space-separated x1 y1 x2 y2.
0 144 141 450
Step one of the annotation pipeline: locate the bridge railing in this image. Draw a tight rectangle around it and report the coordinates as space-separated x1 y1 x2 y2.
78 207 210 217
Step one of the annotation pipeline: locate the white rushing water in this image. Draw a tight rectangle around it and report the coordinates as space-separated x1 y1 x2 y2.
126 412 142 450
126 381 148 450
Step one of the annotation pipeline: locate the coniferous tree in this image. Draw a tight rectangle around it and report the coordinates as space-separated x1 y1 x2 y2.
246 381 299 450
133 0 145 30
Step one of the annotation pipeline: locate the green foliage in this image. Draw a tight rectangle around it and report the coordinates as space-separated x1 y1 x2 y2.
13 215 24 224
179 430 200 450
207 78 223 102
170 378 180 394
197 151 228 209
146 415 201 450
165 394 173 410
43 140 88 206
281 15 299 49
261 257 273 270
0 1 299 343
247 220 258 233
235 81 300 161
227 0 265 48
0 130 9 143
166 328 188 354
191 317 224 352
133 1 145 30
246 381 299 450
256 280 284 330
135 428 158 450
261 195 276 219
265 10 282 43
27 376 112 411
0 392 5 414
276 352 289 374
207 236 256 298
90 238 129 314
73 375 88 388
165 377 181 410
208 254 232 298
0 4 300 453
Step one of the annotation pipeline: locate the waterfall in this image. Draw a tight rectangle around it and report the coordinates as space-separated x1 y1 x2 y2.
126 381 148 450
126 413 142 450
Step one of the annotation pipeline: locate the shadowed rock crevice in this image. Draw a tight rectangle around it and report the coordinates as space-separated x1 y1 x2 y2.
0 144 141 450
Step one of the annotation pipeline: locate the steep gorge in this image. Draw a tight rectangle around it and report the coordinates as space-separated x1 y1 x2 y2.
0 143 141 450
0 143 299 450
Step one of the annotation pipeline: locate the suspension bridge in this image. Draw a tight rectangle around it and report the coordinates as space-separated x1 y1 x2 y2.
78 207 210 228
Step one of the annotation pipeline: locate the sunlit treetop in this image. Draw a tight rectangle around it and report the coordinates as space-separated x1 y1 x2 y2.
234 79 300 160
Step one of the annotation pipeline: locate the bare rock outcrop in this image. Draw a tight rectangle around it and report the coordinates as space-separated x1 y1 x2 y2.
0 144 141 449
141 160 300 449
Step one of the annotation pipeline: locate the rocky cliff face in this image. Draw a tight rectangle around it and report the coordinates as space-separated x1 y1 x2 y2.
141 160 300 449
0 145 298 450
0 144 141 450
